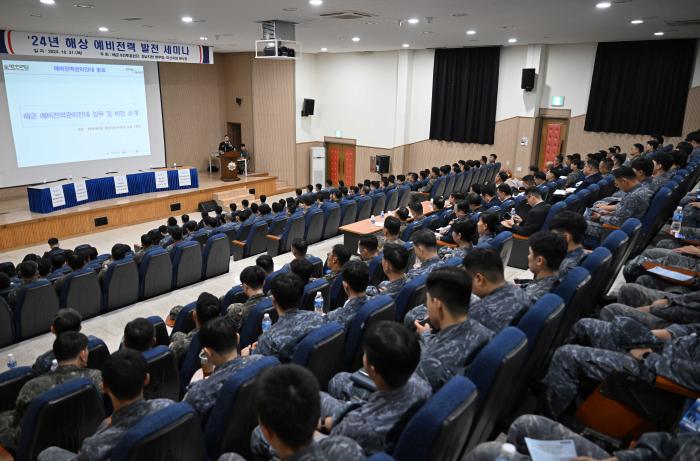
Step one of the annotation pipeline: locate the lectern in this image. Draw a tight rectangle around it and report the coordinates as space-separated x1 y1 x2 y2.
219 152 240 182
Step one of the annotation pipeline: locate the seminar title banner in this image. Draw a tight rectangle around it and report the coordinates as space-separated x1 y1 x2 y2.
0 30 214 64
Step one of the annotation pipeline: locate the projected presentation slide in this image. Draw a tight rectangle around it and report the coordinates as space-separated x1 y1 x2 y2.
2 60 151 168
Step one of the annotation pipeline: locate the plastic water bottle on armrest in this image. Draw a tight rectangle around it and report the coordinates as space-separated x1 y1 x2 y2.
314 292 324 315
671 206 684 237
262 313 272 333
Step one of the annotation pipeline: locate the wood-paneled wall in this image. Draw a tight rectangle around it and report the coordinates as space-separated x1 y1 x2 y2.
252 60 296 185
220 53 255 152
295 141 323 186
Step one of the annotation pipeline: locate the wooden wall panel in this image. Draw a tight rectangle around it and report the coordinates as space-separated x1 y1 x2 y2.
356 146 393 183
295 142 323 187
159 61 226 170
220 53 255 152
252 60 296 185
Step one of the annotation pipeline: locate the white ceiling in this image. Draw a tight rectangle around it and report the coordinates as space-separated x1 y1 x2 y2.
1 0 699 54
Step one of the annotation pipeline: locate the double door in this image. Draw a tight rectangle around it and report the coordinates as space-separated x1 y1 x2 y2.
327 143 356 186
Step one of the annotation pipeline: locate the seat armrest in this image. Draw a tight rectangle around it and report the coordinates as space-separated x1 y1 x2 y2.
602 223 620 230
655 376 700 399
266 235 281 241
437 240 456 248
0 445 14 461
232 240 246 248
513 233 529 241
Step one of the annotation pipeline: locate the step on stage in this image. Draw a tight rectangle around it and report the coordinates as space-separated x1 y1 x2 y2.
0 172 277 251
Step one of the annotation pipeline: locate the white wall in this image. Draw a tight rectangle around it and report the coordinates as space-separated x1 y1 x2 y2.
692 39 700 88
495 45 530 121
405 49 434 144
295 53 322 143
542 43 597 117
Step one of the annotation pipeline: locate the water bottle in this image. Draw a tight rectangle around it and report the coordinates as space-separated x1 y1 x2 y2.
671 206 683 236
380 210 385 219
679 398 700 432
696 189 700 201
50 359 58 372
314 292 324 315
495 443 517 461
7 354 17 370
261 313 272 333
370 214 376 225
510 208 516 219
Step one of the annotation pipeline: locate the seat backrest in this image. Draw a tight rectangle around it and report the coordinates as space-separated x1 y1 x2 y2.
394 274 427 322
15 280 59 340
322 204 342 239
139 248 173 299
443 174 457 198
16 378 105 461
371 193 386 216
329 273 347 310
0 297 14 348
268 216 288 236
238 298 276 349
220 285 245 314
0 366 35 413
102 259 139 312
393 376 479 461
396 185 412 209
463 327 528 452
61 269 101 319
340 201 358 227
203 233 230 278
111 403 206 461
423 214 441 231
147 316 170 347
292 322 345 391
143 346 180 400
191 230 210 246
170 301 196 338
308 255 324 278
368 254 387 287
178 332 201 394
542 201 566 230
239 220 269 260
453 172 466 196
171 241 203 289
636 187 672 255
87 337 110 371
601 229 631 294
431 177 447 200
281 215 306 252
235 220 255 242
263 268 286 294
564 195 581 213
356 196 373 221
385 188 399 212
204 356 280 460
579 246 613 316
401 221 422 241
304 209 325 244
551 266 592 348
344 295 395 370
300 278 329 311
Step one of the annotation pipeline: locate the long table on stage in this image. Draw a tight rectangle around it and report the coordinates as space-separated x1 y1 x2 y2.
27 168 199 214
338 201 435 253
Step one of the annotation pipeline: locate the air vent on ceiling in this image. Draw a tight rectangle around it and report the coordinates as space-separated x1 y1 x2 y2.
665 19 700 27
121 17 143 21
320 11 375 20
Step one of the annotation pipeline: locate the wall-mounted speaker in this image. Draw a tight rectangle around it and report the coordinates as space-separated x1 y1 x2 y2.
375 155 390 174
521 68 536 92
198 201 218 213
301 98 315 117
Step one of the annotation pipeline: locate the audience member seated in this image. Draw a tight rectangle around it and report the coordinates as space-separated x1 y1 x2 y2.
365 243 409 299
256 254 275 276
438 219 477 260
407 230 445 279
357 236 379 264
574 159 603 193
476 212 501 246
436 199 470 243
408 201 425 227
225 265 268 325
132 233 154 264
169 292 221 362
548 211 588 279
33 308 84 374
0 332 102 451
52 251 87 293
7 260 40 307
38 349 174 461
242 273 324 362
377 216 405 249
98 244 130 280
183 317 265 418
42 237 65 260
515 231 567 298
501 187 551 237
325 261 369 330
322 244 351 285
122 317 156 352
464 248 533 331
165 227 184 255
282 239 316 271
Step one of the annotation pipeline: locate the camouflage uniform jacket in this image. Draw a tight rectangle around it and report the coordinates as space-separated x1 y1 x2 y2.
255 309 325 362
225 293 269 326
521 275 558 300
169 328 198 363
470 283 533 332
407 257 444 280
366 277 407 300
326 295 368 330
558 247 586 280
600 183 653 227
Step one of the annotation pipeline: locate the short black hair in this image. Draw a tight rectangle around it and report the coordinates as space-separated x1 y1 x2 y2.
382 243 409 273
342 260 369 293
102 349 148 400
37 258 51 277
685 131 700 144
250 203 259 214
50 253 66 270
167 216 178 227
169 226 183 241
481 183 496 197
270 273 305 311
383 216 401 236
66 251 85 270
53 331 88 361
433 196 445 210
260 194 267 203
426 267 472 316
452 219 477 244
240 265 266 289
196 295 220 326
653 152 674 172
256 254 274 274
586 159 599 171
254 364 320 449
290 258 314 285
0 273 9 290
48 237 59 246
467 192 482 207
123 318 154 352
158 225 168 234
534 171 547 181
359 235 379 253
271 202 281 213
479 212 501 235
408 201 423 215
463 248 504 282
525 187 542 199
242 199 250 208
331 244 351 266
259 203 271 215
646 139 659 150
18 260 38 279
140 233 152 247
411 229 437 249
291 239 308 254
549 211 587 244
199 317 239 354
613 165 637 180
672 150 687 169
363 321 420 389
53 308 82 334
529 230 568 270
455 200 470 214
633 143 645 152
600 158 614 171
395 207 410 221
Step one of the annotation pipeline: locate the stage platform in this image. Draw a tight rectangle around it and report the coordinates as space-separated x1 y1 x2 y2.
0 172 277 251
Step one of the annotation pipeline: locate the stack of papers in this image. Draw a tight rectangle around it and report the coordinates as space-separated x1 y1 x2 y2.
647 266 694 282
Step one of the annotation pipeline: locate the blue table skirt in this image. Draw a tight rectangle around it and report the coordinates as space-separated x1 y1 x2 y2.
27 168 199 214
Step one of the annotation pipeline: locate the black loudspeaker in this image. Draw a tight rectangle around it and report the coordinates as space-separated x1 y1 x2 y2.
198 200 218 213
301 98 315 117
95 217 108 227
375 155 390 174
170 203 181 212
521 68 536 91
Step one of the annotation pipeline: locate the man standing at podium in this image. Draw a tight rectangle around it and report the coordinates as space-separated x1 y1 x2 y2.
218 135 235 154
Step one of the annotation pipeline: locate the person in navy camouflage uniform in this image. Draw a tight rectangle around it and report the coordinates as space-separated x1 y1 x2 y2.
515 231 567 299
549 211 588 280
406 229 445 280
365 243 409 300
326 261 369 330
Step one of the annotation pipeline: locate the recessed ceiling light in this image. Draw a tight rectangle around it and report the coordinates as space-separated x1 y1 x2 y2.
321 47 328 52
654 31 664 36
282 7 298 12
73 3 94 8
30 13 43 17
364 21 376 25
40 0 55 4
141 24 153 28
200 36 208 41
596 2 611 8
630 19 644 24
508 38 518 43
351 36 360 42
422 30 433 34
452 13 469 17
466 30 476 35
402 43 410 48
407 18 420 24
98 26 108 32
181 16 193 23
309 0 323 5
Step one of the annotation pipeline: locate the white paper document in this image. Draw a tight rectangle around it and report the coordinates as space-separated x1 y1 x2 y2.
73 181 88 202
154 170 169 189
114 175 129 195
177 169 191 187
565 187 577 194
647 266 694 282
49 185 66 207
525 438 578 461
553 189 567 196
